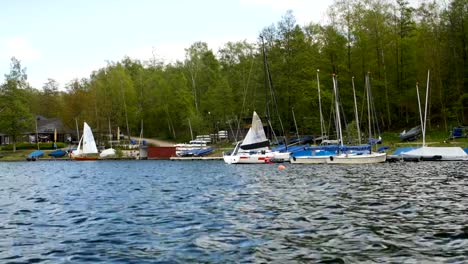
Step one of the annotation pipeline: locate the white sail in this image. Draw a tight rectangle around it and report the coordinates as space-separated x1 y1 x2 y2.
82 122 98 154
224 111 289 164
240 111 269 150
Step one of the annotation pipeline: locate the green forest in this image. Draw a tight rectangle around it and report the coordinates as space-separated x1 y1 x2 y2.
1 0 467 145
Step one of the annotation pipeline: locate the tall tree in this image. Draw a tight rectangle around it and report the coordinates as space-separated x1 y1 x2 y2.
0 57 33 151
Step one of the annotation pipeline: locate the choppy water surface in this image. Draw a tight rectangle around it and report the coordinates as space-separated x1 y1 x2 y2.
0 160 467 263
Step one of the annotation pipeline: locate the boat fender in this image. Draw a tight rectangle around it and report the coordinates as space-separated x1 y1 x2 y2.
329 156 334 161
292 156 296 161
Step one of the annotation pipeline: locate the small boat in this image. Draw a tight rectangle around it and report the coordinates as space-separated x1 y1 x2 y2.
175 140 213 157
448 126 467 140
27 150 44 161
290 145 338 164
99 148 116 159
399 126 421 141
71 122 99 160
48 149 67 158
223 111 290 164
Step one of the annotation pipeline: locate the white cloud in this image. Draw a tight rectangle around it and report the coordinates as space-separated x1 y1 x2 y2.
239 0 330 25
124 38 240 65
125 43 187 64
1 36 40 62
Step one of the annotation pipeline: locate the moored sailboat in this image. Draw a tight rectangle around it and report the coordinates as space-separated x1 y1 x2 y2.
223 111 289 164
401 70 468 161
326 74 386 164
72 122 99 160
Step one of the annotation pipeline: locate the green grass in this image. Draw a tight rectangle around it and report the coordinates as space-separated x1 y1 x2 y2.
0 149 71 161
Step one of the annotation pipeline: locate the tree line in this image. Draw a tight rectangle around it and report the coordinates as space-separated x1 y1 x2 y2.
1 0 467 146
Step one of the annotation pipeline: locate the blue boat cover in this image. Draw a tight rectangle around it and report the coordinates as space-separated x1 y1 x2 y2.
28 150 45 158
392 147 418 155
48 149 67 157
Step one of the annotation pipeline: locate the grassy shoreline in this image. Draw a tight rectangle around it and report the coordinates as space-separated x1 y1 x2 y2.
1 132 467 161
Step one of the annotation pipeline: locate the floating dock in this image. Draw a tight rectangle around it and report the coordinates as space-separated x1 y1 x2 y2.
170 156 223 161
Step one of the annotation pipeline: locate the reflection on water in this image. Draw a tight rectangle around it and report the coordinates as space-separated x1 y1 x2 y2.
0 160 467 263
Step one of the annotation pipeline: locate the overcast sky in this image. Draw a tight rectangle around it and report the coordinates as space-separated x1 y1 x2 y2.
0 0 418 90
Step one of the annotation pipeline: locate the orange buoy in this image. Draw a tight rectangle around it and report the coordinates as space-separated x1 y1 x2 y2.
278 164 286 170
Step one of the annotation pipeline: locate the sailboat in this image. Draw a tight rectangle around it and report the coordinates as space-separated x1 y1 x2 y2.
401 70 468 161
100 119 116 159
290 69 339 164
223 111 290 164
72 122 99 160
326 74 386 164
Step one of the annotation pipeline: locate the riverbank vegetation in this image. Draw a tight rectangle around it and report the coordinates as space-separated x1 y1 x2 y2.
1 0 467 146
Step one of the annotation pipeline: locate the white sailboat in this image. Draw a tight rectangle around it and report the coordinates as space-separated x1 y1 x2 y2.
401 70 468 161
72 122 99 160
290 69 339 164
223 111 289 164
326 74 386 164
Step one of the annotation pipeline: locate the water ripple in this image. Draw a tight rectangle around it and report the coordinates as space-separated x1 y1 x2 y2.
0 160 467 263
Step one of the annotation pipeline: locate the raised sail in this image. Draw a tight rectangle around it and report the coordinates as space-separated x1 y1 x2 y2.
240 111 269 150
73 122 99 160
82 122 98 154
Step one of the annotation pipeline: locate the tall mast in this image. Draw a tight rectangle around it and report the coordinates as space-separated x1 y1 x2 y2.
75 118 80 143
416 82 423 145
332 74 343 147
292 107 299 141
352 76 361 144
423 70 430 147
317 69 325 139
366 73 372 143
108 117 112 148
261 35 286 147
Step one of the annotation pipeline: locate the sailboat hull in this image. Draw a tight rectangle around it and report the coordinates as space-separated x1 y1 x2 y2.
326 152 386 164
74 155 99 161
223 111 290 164
290 156 330 164
223 151 290 164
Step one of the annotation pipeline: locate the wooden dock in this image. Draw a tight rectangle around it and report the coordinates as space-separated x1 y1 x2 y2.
170 156 223 161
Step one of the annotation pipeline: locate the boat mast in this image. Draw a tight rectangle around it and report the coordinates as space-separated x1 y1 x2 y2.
317 69 325 139
138 119 143 145
332 74 343 147
75 118 80 144
188 119 193 140
366 73 372 144
120 79 131 143
415 82 423 143
292 107 299 141
423 70 430 147
261 35 286 148
108 118 112 148
352 76 361 144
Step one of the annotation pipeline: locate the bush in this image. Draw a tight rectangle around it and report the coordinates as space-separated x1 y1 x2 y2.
1 142 67 150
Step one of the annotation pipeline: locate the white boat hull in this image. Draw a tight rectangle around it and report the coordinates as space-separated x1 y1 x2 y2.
223 151 290 164
290 155 330 164
326 152 386 164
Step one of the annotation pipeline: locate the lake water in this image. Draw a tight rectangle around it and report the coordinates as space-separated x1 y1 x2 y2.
1 160 467 263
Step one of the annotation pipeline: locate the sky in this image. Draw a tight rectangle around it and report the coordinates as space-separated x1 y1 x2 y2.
0 0 420 90
0 0 336 90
